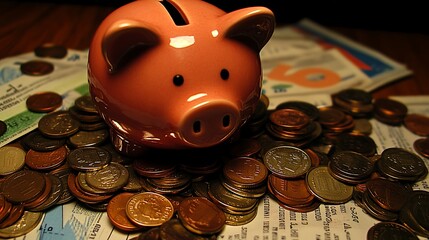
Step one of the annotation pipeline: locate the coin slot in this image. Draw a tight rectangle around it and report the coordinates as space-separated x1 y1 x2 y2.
222 115 230 128
160 0 188 26
193 120 201 133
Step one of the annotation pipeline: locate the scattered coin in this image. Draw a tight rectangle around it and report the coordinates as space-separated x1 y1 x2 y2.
404 113 429 136
20 60 54 76
34 44 68 59
26 91 62 113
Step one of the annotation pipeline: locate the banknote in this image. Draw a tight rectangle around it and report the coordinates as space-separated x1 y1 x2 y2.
0 50 88 147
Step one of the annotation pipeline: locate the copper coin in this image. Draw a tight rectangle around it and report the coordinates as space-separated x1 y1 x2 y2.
34 44 68 59
0 120 7 137
336 88 373 105
74 95 98 113
178 197 226 235
20 60 54 76
366 178 410 212
404 113 429 136
373 98 408 118
227 138 261 157
25 146 67 171
268 175 314 205
367 222 418 240
38 110 80 138
126 192 174 227
0 204 24 229
317 106 345 126
269 108 310 130
23 173 53 209
26 91 62 113
107 192 142 232
1 170 46 204
159 218 211 240
276 101 320 121
28 174 63 211
413 137 429 158
361 190 398 221
399 190 429 237
22 130 65 152
0 196 12 223
223 156 268 188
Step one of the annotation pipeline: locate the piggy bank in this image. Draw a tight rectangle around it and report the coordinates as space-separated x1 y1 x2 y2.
88 0 275 155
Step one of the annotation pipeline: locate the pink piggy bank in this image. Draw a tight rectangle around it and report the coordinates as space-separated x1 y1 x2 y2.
88 0 275 155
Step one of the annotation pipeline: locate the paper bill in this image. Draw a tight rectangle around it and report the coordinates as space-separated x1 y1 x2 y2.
261 48 370 100
289 19 413 91
0 50 89 147
260 18 413 98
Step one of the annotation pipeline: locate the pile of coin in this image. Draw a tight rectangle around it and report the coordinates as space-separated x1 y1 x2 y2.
331 88 374 117
1 87 429 239
373 98 408 125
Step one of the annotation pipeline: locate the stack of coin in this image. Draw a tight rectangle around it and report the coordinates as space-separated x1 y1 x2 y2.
221 157 268 199
334 133 377 157
367 222 419 240
399 190 429 238
404 113 429 136
207 179 260 225
318 106 355 136
328 150 374 184
276 100 320 121
266 108 322 147
267 175 320 212
240 97 269 138
354 178 410 221
373 98 408 125
376 147 428 182
331 88 373 117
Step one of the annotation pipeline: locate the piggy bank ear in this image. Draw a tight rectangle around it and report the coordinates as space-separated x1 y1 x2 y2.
102 20 160 73
220 7 275 52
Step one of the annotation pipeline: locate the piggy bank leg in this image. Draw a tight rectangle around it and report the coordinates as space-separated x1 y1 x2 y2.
109 128 147 157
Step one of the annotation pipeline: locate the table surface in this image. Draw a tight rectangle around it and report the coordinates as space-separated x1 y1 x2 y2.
1 1 428 100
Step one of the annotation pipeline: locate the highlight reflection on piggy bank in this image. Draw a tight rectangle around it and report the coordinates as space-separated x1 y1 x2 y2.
88 0 275 155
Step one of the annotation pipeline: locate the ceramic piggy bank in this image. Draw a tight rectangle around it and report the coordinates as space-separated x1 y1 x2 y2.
88 0 275 155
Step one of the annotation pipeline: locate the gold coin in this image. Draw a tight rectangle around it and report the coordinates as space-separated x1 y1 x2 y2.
126 192 174 227
0 211 43 238
306 166 353 204
0 145 26 176
85 162 129 193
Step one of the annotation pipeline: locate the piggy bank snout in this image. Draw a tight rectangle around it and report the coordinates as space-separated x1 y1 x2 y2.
180 100 240 147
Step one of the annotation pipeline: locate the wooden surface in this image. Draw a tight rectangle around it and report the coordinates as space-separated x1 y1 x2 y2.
1 1 428 99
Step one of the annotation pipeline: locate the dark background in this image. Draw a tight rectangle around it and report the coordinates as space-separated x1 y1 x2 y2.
14 0 428 33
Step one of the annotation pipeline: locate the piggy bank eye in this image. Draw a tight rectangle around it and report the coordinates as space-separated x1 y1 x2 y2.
173 74 184 86
220 69 229 80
